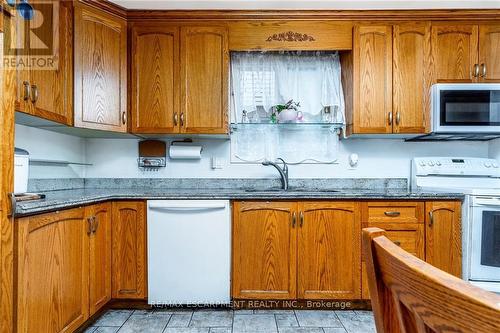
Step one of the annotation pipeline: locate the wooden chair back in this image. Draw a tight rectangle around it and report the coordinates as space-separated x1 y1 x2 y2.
362 227 500 333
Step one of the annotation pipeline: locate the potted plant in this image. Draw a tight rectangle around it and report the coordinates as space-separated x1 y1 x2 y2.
271 100 301 123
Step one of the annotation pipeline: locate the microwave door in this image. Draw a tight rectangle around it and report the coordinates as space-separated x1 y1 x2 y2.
469 203 500 282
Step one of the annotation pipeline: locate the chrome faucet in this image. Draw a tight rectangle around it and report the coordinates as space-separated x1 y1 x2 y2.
262 158 289 190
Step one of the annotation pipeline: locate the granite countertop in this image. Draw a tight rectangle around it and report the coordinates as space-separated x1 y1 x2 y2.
15 187 464 217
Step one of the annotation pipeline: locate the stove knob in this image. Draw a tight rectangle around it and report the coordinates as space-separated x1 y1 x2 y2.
484 162 492 168
493 162 499 168
428 161 435 166
419 161 426 167
436 161 442 166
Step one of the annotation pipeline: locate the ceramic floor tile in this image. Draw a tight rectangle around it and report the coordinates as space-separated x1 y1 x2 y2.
253 310 295 314
163 328 209 333
94 327 121 333
294 311 342 328
118 314 170 333
83 327 97 333
336 313 376 333
208 328 232 333
232 314 277 333
275 314 299 328
190 311 233 327
167 314 193 327
93 310 133 327
353 310 373 317
278 328 323 333
233 310 253 315
322 328 348 333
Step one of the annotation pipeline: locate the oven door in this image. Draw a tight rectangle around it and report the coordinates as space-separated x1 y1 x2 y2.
432 84 500 133
470 196 500 281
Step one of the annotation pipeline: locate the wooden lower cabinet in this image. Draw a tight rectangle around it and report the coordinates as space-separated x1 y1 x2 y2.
111 201 147 299
16 208 89 333
86 203 112 315
232 201 297 299
298 202 361 299
425 201 462 277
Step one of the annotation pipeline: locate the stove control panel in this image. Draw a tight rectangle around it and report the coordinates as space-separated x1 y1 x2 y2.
413 157 500 177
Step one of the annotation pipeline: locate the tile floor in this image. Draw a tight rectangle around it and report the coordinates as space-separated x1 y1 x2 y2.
83 308 375 333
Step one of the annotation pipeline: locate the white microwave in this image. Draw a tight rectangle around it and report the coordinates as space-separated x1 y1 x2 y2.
432 84 500 134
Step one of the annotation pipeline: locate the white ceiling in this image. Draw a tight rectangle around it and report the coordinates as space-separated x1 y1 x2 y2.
109 0 500 10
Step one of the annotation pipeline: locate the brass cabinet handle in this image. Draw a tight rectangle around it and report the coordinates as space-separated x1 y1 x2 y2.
299 211 304 227
480 63 487 78
291 212 296 228
174 113 178 126
396 112 400 126
384 211 401 217
30 84 38 103
180 112 185 127
428 211 434 227
473 64 480 77
393 241 402 246
22 81 31 101
92 216 99 233
87 217 93 235
121 111 127 125
388 112 393 125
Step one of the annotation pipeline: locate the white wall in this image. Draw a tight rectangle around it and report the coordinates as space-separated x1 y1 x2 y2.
14 124 87 179
85 137 489 179
16 124 492 180
489 139 500 161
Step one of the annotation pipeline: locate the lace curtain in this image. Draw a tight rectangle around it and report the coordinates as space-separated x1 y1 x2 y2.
231 51 345 124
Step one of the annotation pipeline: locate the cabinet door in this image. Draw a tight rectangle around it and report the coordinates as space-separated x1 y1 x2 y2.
86 203 112 315
111 201 147 299
232 201 297 299
131 25 180 133
297 202 361 299
27 1 73 125
353 25 393 134
393 22 431 133
478 24 500 82
431 24 478 83
74 3 127 132
425 201 462 277
180 26 228 134
16 208 89 333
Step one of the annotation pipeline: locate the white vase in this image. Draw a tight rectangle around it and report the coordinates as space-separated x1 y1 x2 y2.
277 109 297 123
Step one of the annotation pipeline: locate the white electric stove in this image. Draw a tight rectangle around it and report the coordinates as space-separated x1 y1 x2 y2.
411 157 500 293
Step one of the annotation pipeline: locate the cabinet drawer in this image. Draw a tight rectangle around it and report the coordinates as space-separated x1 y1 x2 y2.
385 229 423 257
362 202 424 223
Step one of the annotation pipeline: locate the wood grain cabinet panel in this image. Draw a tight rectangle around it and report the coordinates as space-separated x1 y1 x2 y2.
131 25 179 133
15 1 73 125
478 24 500 82
74 3 127 132
297 202 361 299
232 201 297 299
111 201 147 299
353 25 393 134
425 201 462 277
180 26 228 134
16 208 89 333
431 24 478 83
86 203 112 315
393 23 432 133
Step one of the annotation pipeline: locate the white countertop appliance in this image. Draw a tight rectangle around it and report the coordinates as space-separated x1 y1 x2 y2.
147 200 231 305
411 157 500 293
14 148 29 194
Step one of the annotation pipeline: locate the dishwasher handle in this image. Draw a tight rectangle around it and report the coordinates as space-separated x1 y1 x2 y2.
148 202 228 210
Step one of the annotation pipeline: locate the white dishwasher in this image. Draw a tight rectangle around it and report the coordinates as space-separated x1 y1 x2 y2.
147 200 231 305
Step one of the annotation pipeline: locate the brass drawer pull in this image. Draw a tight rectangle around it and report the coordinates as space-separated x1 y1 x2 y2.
22 81 31 101
393 241 402 246
384 211 401 217
299 211 304 227
388 112 393 125
30 84 38 103
174 113 178 126
473 63 480 77
480 63 487 78
291 212 296 228
180 112 185 127
122 111 127 125
428 211 434 227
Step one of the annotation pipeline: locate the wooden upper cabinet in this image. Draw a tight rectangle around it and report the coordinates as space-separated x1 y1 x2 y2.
228 21 353 51
16 0 73 125
431 24 478 83
86 203 112 316
180 26 229 134
232 201 297 299
74 3 127 132
353 25 393 134
297 202 361 299
16 208 89 333
111 201 147 299
478 24 500 82
131 25 179 134
425 201 462 277
393 23 431 133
